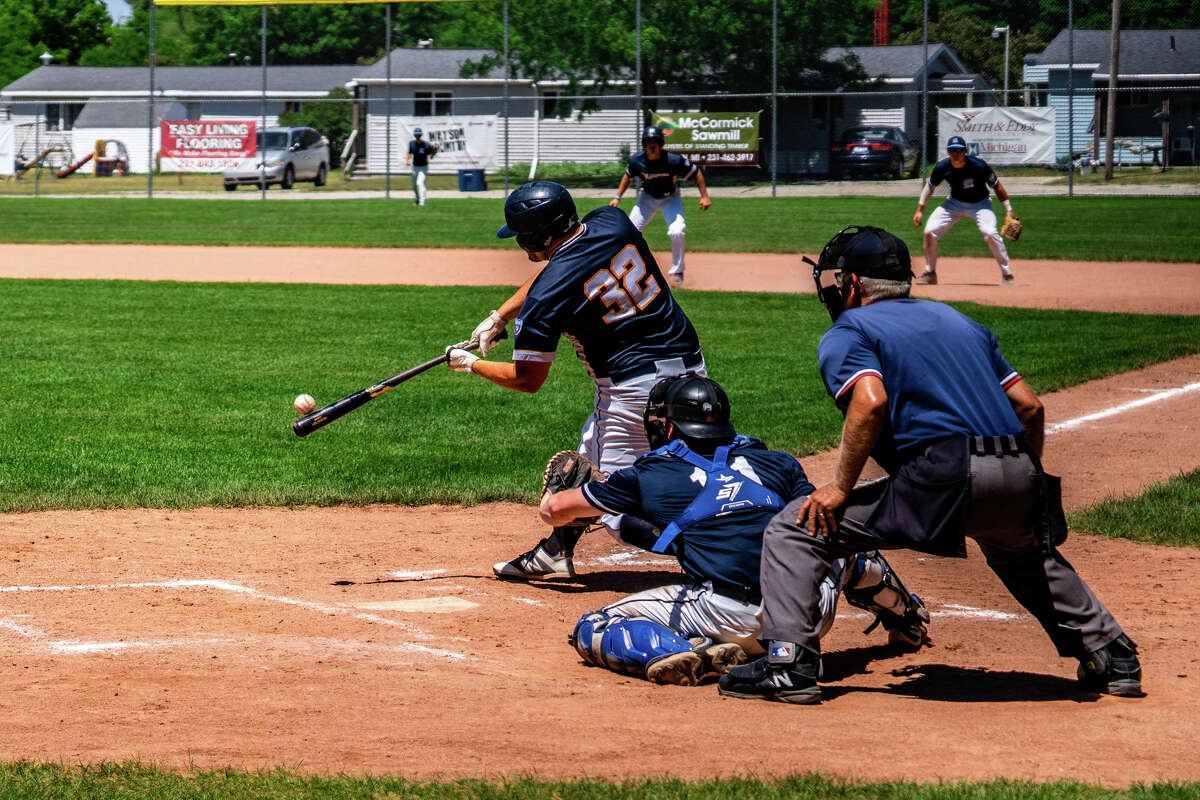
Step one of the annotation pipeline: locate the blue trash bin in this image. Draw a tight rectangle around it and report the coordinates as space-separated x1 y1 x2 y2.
457 169 487 192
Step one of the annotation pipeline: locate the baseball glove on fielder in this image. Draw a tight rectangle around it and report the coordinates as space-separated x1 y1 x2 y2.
542 450 605 523
1001 212 1022 241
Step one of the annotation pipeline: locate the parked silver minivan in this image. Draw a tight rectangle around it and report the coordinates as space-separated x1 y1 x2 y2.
223 126 329 190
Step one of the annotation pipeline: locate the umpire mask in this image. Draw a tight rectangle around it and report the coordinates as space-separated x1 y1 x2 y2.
808 226 912 322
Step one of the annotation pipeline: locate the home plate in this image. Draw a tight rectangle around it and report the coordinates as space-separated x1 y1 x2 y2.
353 598 478 613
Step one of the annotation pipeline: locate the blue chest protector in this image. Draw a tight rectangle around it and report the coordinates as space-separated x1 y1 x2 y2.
650 436 786 554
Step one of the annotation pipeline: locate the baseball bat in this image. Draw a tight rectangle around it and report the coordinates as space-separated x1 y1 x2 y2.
291 330 506 438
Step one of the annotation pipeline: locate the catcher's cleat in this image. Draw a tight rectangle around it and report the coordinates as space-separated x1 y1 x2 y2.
1078 634 1144 697
1001 273 1015 284
492 535 576 580
882 593 931 651
717 644 821 705
915 270 938 285
646 650 705 686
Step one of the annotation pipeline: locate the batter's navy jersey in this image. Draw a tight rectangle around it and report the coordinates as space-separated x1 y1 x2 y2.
817 298 1024 467
627 151 697 198
929 156 999 203
512 206 703 383
583 438 814 589
408 139 435 166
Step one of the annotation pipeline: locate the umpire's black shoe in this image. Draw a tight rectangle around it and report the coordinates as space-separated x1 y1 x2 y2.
1078 633 1144 697
717 641 821 705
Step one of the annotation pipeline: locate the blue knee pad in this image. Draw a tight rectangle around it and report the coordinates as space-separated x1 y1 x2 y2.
569 612 693 677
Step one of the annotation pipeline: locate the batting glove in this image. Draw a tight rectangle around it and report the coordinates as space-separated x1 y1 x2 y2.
471 310 507 356
445 346 479 374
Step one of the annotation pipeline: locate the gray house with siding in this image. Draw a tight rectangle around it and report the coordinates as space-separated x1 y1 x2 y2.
1023 29 1200 165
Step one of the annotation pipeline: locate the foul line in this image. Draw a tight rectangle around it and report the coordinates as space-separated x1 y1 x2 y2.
0 579 465 661
1047 381 1200 434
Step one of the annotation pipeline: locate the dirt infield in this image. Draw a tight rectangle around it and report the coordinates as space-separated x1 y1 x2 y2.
1 245 1199 786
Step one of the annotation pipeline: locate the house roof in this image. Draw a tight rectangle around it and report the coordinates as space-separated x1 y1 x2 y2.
1025 29 1200 76
824 43 960 79
2 65 361 97
354 47 515 82
74 98 185 128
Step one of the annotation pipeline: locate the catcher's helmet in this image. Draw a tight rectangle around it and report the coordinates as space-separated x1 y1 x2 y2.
808 226 911 322
413 127 423 137
642 126 665 145
643 373 737 451
496 181 579 253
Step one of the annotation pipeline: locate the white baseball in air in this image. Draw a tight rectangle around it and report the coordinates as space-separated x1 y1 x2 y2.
293 394 316 415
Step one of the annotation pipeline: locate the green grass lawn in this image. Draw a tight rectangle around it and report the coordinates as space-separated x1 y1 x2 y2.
0 196 1197 262
1070 469 1200 548
0 764 1194 800
3 280 1198 512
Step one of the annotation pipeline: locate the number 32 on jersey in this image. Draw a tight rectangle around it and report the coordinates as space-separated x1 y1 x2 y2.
582 245 662 324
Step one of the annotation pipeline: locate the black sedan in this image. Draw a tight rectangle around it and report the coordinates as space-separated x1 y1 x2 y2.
831 126 919 180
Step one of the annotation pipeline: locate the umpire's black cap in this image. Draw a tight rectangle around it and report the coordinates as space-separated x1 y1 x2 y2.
820 226 912 281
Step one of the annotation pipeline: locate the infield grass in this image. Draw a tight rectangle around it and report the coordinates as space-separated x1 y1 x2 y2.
0 764 1196 800
0 196 1197 262
1069 469 1200 548
2 280 1198 512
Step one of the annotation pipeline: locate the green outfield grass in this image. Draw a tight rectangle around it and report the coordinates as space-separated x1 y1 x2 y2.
0 196 1197 261
2 280 1198 512
1069 469 1200 548
0 764 1194 800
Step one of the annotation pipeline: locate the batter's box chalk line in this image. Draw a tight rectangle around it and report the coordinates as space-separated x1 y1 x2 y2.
1048 381 1200 434
0 579 466 661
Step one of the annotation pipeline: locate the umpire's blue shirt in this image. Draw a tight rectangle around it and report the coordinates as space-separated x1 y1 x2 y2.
583 439 814 589
817 298 1024 467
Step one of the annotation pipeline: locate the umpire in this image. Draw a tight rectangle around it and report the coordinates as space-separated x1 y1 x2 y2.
719 226 1143 705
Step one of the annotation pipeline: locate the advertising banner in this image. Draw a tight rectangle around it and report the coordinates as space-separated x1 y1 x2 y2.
160 120 256 172
371 116 497 171
0 124 13 176
937 107 1056 164
652 111 760 166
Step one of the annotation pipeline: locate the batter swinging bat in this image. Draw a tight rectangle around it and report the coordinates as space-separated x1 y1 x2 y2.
291 330 506 438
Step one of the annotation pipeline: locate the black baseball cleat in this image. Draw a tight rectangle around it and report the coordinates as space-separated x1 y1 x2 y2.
1078 633 1144 697
717 642 821 704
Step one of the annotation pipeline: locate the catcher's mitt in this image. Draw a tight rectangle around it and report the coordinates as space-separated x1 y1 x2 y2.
1001 212 1022 241
542 450 604 497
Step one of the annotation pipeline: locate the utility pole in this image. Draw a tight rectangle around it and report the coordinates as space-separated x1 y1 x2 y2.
1103 0 1120 181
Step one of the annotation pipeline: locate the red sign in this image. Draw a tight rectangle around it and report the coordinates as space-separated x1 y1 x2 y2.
160 120 256 171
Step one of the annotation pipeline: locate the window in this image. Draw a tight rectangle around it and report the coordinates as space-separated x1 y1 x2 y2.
813 96 844 120
45 102 82 130
414 91 452 116
284 101 302 114
1117 89 1151 106
542 90 561 117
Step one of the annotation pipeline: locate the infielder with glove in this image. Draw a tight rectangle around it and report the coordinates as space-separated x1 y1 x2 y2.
719 226 1141 705
610 126 711 287
912 136 1018 286
540 374 930 686
445 181 707 581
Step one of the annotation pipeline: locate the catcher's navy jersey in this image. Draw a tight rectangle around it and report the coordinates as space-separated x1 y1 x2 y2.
512 206 702 383
627 151 697 198
583 438 814 589
929 156 999 203
817 298 1023 467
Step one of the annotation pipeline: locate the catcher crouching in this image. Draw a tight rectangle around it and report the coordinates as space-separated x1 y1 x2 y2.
539 374 931 687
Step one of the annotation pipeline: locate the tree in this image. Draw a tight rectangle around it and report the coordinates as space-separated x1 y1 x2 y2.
458 0 876 117
0 0 111 86
278 87 353 167
894 9 1047 95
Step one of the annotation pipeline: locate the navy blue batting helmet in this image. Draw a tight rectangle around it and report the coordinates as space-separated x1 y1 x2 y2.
496 181 579 253
413 127 423 137
642 126 665 145
643 373 736 451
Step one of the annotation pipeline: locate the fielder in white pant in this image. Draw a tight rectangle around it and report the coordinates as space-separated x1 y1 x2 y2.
912 136 1015 285
611 125 711 286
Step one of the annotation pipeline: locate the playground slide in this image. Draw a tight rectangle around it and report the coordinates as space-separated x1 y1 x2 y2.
16 146 66 175
56 151 93 178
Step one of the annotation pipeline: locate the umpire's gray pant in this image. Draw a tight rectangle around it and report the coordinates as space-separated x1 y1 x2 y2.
760 448 1124 659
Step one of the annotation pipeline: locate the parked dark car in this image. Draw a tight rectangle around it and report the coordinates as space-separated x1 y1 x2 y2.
831 126 919 180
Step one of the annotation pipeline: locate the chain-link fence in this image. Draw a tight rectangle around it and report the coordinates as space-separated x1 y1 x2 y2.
3 0 1196 197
